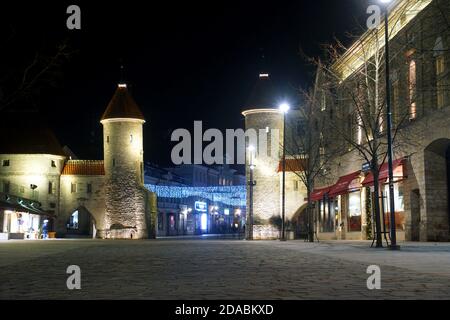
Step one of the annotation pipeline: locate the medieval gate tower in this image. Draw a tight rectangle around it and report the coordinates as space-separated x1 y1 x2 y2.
242 73 284 239
100 83 148 239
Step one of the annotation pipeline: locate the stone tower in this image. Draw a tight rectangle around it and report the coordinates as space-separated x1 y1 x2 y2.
242 73 284 239
100 83 148 239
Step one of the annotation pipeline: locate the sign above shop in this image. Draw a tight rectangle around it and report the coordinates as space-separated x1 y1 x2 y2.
194 201 207 212
362 162 371 172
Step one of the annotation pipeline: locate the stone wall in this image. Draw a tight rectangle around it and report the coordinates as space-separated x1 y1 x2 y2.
244 109 283 239
102 119 147 239
58 174 106 237
0 153 65 215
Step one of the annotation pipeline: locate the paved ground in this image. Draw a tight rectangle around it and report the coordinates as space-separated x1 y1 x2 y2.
1 238 450 299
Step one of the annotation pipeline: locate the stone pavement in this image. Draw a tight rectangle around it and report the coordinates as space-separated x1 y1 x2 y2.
0 239 449 299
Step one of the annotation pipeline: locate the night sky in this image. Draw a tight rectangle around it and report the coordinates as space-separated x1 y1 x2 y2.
1 0 371 167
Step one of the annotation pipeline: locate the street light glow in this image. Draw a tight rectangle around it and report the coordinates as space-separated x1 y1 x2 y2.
279 103 290 113
380 0 392 3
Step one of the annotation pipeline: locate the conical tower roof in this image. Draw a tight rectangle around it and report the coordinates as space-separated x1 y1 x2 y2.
243 73 277 110
101 84 145 121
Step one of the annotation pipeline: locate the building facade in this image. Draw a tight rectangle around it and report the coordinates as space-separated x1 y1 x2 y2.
0 83 156 240
310 0 450 242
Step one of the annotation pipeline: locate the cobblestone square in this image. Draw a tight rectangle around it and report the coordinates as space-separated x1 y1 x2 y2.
1 239 450 299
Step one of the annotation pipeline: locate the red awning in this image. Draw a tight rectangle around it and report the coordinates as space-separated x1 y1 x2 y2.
362 158 405 187
310 186 332 202
328 171 361 198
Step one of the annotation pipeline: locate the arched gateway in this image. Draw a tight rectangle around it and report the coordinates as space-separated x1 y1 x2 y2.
423 138 450 241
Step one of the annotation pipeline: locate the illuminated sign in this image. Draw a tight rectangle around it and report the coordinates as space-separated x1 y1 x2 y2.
195 201 207 212
224 208 230 216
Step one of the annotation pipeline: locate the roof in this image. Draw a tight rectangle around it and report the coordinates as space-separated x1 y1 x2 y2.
62 160 105 176
243 74 277 110
0 112 65 156
101 84 145 121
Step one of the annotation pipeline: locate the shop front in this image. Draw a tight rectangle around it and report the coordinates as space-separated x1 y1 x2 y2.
362 158 406 241
1 210 41 239
311 159 407 241
0 193 53 240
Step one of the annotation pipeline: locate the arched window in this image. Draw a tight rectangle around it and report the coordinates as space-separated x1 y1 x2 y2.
435 37 445 109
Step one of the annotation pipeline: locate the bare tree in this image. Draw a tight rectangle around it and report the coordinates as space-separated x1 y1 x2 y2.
0 30 74 112
315 14 421 247
284 63 341 242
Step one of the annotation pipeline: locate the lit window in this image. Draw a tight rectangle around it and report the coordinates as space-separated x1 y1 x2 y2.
436 55 445 75
408 59 417 119
2 160 10 167
356 114 363 145
392 80 400 125
321 93 326 111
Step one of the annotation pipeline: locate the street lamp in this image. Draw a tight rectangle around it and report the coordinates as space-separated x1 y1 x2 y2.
381 0 400 250
279 102 290 241
247 145 256 240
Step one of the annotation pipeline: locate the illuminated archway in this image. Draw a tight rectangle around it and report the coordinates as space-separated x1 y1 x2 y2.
66 206 95 237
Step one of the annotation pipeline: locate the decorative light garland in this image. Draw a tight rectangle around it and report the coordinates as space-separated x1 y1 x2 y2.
144 184 246 206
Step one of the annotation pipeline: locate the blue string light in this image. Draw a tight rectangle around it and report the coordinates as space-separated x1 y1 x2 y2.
144 184 246 206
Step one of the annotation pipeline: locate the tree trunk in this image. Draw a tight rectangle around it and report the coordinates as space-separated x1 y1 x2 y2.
372 165 383 247
307 189 314 242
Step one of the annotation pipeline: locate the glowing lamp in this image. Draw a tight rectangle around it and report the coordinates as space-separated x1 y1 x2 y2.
279 103 290 113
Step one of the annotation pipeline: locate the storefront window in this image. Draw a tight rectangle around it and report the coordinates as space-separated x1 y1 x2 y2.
4 211 40 236
348 191 362 232
319 198 335 232
383 182 405 231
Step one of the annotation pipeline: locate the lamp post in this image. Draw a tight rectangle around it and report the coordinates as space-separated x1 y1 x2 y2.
381 0 400 250
279 102 290 241
247 146 256 240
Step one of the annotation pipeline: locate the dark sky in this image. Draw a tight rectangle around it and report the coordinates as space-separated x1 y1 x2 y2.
1 0 370 167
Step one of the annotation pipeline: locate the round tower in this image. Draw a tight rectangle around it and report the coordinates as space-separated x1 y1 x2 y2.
242 73 284 240
100 83 147 239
